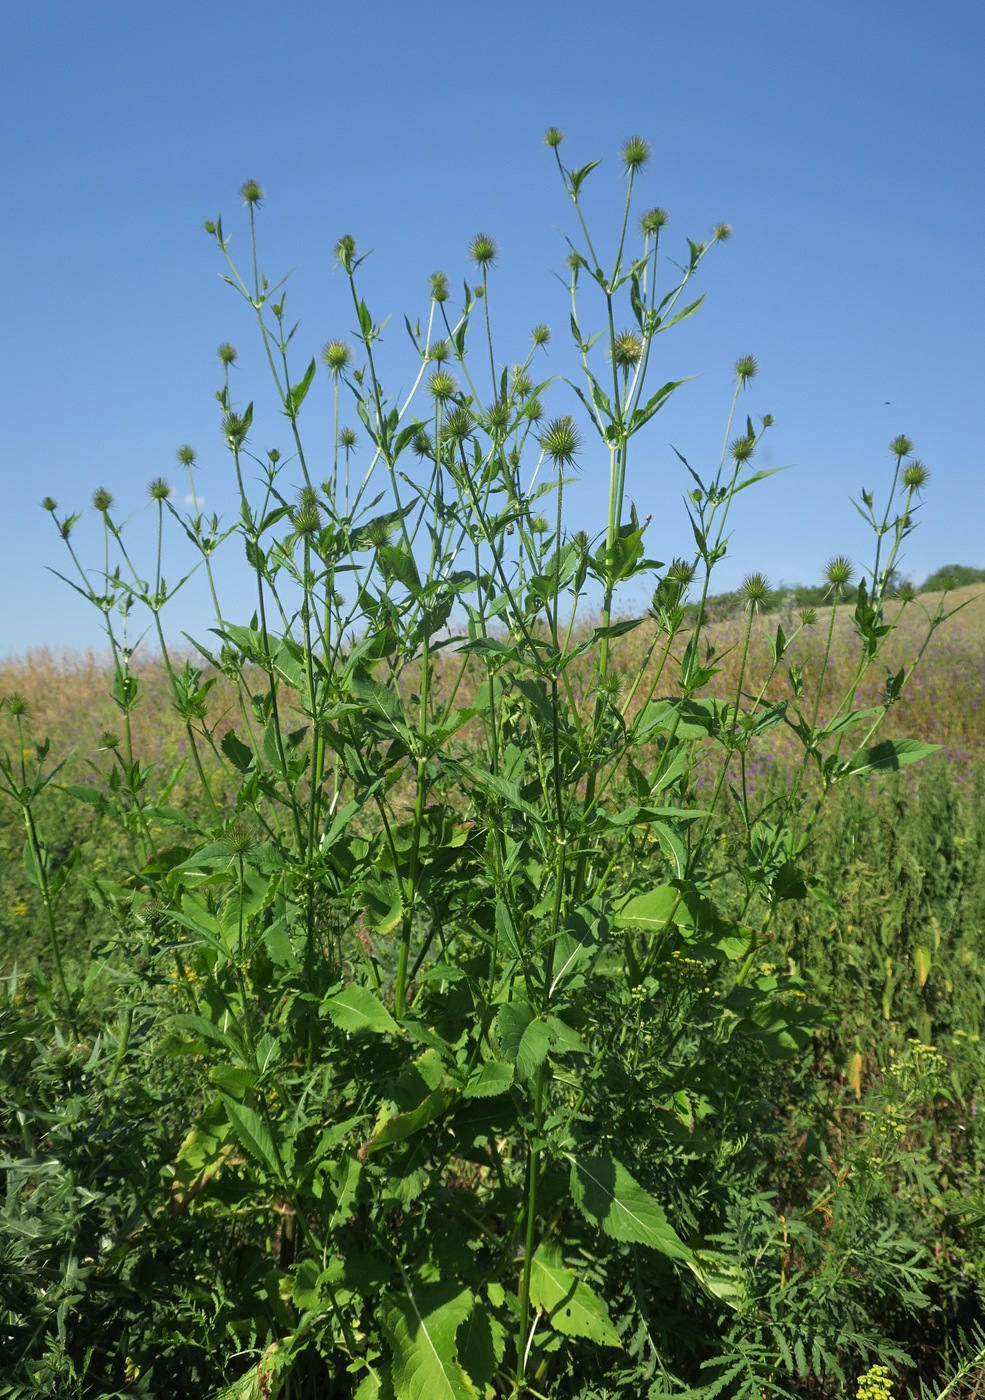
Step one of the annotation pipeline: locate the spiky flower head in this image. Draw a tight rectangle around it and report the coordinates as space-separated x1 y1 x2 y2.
148 477 172 501
667 557 698 585
428 339 451 363
267 448 281 465
322 339 352 375
544 127 564 148
412 429 433 458
177 444 197 466
741 571 770 612
730 435 755 463
335 234 357 271
714 223 732 241
223 412 248 448
902 460 930 490
5 693 28 717
511 367 532 399
640 207 668 236
799 607 818 625
240 179 264 207
41 496 58 512
222 819 259 858
339 425 358 450
217 343 238 366
428 369 458 403
895 580 917 602
890 434 913 457
612 329 645 372
621 135 651 173
430 271 449 303
366 516 393 548
291 501 322 537
825 554 855 594
92 487 114 512
567 250 585 273
761 413 774 428
444 406 473 442
100 730 120 749
530 513 550 534
485 399 511 434
469 232 497 267
531 324 551 347
524 397 544 424
539 416 580 469
735 353 759 385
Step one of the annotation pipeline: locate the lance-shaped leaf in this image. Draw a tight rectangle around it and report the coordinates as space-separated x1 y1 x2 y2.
846 737 942 776
567 1153 692 1260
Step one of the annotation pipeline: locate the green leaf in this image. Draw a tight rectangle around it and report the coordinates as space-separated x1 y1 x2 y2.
496 1000 551 1080
458 1298 506 1396
846 737 943 776
614 885 680 933
463 1060 514 1098
567 1153 692 1260
529 1243 621 1347
381 1281 475 1400
288 356 317 415
322 984 399 1036
220 1097 282 1181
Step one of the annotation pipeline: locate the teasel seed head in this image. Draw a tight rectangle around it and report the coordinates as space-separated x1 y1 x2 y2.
240 179 264 207
825 554 855 594
741 571 770 612
428 369 457 403
92 487 114 512
621 135 651 173
734 353 759 384
612 329 645 371
469 232 497 268
640 207 668 236
322 339 352 375
539 415 580 468
902 460 929 491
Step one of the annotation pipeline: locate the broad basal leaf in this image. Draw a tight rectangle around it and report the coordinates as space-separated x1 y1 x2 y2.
322 984 399 1036
567 1153 691 1260
529 1243 621 1346
381 1281 475 1400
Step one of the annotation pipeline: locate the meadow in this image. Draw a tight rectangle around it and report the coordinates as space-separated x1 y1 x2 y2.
2 138 985 1400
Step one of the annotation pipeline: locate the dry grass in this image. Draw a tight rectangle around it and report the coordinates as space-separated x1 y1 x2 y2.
1 586 981 786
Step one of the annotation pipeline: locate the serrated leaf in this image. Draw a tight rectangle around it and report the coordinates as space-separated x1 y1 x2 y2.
458 1299 506 1395
220 1097 282 1180
322 984 399 1035
568 1153 691 1259
382 1281 474 1400
529 1243 621 1347
463 1059 514 1098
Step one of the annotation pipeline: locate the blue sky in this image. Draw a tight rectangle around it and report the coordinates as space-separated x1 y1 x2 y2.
3 0 983 658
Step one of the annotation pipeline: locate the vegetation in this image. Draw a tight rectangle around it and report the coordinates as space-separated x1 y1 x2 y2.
2 135 984 1399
